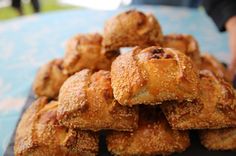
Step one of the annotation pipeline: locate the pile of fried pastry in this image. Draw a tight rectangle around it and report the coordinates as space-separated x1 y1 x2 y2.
14 10 236 156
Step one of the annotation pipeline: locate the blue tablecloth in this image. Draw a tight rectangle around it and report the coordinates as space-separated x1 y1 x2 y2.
0 5 229 155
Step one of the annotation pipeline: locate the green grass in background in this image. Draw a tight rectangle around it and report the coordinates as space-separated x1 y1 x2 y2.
0 0 76 20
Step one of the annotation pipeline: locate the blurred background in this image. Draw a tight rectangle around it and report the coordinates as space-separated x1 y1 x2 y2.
0 0 204 20
2 0 236 155
0 0 76 20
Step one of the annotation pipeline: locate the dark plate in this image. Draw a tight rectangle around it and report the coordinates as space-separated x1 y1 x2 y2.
4 88 236 156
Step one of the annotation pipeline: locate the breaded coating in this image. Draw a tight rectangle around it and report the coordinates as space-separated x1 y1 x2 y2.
200 53 232 82
102 10 163 51
63 33 119 74
163 34 201 66
107 106 190 155
200 127 236 151
14 97 99 156
161 70 236 130
33 59 68 99
111 46 199 106
57 69 139 131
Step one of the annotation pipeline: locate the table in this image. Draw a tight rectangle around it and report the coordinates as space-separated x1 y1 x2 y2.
0 5 229 155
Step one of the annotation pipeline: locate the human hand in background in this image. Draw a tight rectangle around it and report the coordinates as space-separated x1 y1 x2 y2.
226 16 236 80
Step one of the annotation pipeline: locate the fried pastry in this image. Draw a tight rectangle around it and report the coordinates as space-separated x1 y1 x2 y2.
63 33 119 75
14 97 99 156
106 106 190 155
111 46 199 106
102 10 163 51
161 70 236 130
200 53 232 82
163 34 201 66
57 69 139 131
33 58 68 99
200 127 236 151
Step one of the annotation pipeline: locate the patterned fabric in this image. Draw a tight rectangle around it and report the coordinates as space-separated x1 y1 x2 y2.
0 5 229 155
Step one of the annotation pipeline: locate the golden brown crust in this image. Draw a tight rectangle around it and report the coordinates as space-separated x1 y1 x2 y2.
163 34 201 66
14 98 98 156
161 70 236 130
200 53 232 82
63 33 119 74
14 97 48 156
111 46 199 106
57 69 139 131
106 106 190 155
102 10 163 51
33 59 68 99
199 127 236 151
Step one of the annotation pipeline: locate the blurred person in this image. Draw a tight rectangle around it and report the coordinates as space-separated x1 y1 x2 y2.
131 0 236 79
12 0 23 15
203 0 236 79
12 0 41 15
31 0 40 13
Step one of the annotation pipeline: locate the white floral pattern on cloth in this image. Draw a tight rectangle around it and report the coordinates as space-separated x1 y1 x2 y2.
0 5 229 155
